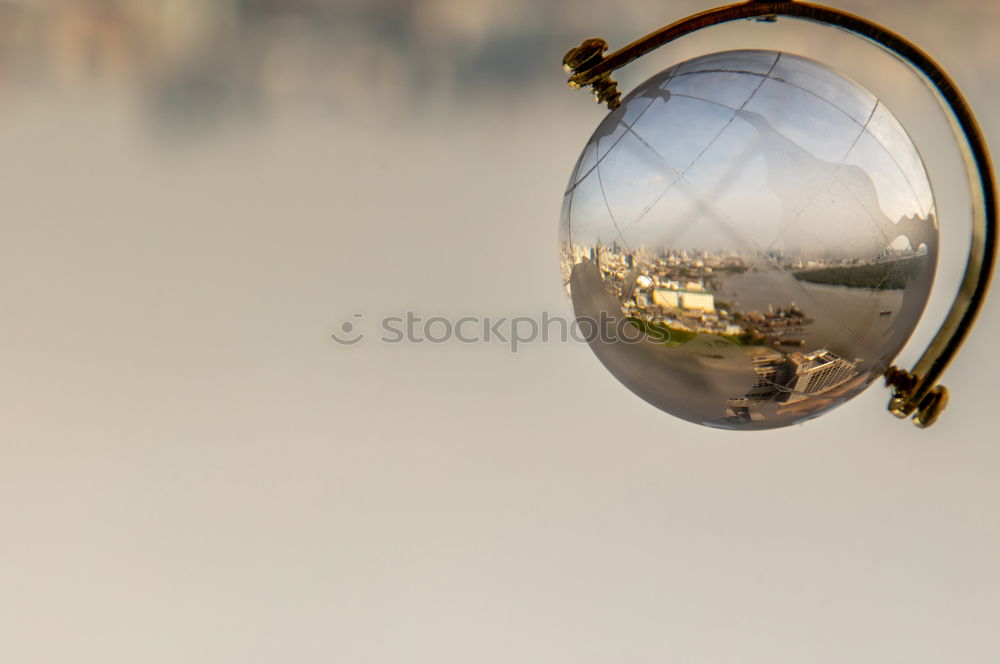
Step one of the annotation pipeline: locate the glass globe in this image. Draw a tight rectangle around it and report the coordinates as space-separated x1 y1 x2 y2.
560 50 938 430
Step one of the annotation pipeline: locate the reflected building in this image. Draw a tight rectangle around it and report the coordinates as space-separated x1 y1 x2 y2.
784 350 860 404
725 347 794 423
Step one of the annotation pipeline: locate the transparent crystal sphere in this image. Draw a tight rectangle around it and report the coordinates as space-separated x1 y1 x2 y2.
560 50 938 430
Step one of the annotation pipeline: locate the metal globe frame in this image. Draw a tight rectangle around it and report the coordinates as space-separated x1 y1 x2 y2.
562 0 996 427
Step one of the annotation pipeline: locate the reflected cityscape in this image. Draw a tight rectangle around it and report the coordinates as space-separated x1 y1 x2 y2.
561 239 931 425
561 50 938 429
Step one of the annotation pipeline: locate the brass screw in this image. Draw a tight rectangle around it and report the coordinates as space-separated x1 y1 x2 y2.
914 385 949 428
563 38 622 109
884 366 948 427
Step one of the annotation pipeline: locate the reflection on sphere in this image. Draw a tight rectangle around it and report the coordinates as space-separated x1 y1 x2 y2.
560 50 938 430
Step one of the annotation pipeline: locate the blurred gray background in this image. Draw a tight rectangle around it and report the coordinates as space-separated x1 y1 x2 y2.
1 1 998 662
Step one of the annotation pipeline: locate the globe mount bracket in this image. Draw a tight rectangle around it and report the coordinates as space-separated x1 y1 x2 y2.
561 0 996 428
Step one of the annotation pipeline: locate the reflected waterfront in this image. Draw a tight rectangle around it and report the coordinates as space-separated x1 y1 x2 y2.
561 50 938 429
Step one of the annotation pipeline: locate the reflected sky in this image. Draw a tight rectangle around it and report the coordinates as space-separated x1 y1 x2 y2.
565 50 935 259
